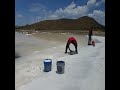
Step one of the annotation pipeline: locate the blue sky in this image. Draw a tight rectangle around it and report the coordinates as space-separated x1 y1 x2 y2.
15 0 105 26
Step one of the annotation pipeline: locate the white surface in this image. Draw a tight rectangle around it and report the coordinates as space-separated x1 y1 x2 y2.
15 32 105 90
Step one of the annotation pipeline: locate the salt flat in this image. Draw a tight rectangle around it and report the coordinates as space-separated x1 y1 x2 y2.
15 32 105 90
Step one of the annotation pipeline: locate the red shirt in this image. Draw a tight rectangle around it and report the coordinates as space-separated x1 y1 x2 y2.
68 37 77 45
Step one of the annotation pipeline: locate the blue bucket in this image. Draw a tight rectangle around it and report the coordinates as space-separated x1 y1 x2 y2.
44 59 52 72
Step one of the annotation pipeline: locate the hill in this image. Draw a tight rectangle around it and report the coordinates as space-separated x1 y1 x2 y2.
17 16 105 31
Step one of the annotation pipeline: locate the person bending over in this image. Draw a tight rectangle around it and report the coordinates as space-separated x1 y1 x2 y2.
65 37 78 54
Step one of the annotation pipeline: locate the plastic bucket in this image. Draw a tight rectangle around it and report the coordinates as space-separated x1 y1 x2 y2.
44 59 52 72
56 61 65 74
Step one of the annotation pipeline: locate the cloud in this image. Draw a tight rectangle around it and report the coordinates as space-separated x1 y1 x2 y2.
28 3 49 23
30 7 41 12
47 1 88 20
65 1 76 9
48 15 59 20
16 14 23 18
30 16 41 24
87 0 96 6
45 1 105 25
96 0 105 6
63 2 88 16
29 3 47 12
46 0 100 20
88 10 105 25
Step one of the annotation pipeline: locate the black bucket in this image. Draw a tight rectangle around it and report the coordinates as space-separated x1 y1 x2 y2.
56 61 65 74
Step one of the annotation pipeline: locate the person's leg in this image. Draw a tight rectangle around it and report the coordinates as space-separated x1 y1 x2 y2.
71 41 78 53
75 44 78 53
88 35 91 45
65 42 69 53
89 35 91 42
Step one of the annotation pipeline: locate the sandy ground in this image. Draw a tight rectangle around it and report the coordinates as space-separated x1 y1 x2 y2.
15 32 105 90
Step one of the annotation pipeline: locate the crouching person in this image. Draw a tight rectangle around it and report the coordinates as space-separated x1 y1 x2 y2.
65 37 78 54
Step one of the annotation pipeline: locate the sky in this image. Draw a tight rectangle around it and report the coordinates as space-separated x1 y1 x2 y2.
15 0 105 26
